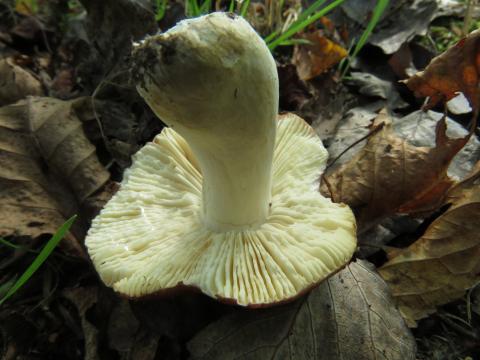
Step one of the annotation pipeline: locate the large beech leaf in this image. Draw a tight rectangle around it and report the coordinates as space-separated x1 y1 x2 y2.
188 260 415 360
322 111 469 230
379 163 480 327
0 97 110 255
404 29 480 110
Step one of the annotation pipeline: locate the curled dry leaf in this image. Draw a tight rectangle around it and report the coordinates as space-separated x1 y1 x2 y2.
321 111 469 230
188 260 416 360
292 30 347 81
0 97 110 255
404 29 480 110
379 163 480 326
0 58 43 106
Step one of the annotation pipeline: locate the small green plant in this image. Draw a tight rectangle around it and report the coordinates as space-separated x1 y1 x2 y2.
0 215 77 306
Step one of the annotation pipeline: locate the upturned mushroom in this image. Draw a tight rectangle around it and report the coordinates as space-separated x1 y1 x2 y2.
86 12 357 306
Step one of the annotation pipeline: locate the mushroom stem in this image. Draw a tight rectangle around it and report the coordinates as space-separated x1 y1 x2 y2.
132 13 279 231
188 116 276 231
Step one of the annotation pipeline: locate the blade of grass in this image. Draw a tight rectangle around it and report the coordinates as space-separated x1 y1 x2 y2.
185 0 201 17
294 0 328 25
340 0 389 77
155 0 168 21
0 276 17 299
0 215 77 306
228 0 235 12
0 237 25 250
239 0 250 17
267 0 346 51
276 38 314 46
352 0 389 57
337 39 355 75
265 0 330 45
200 0 212 14
193 0 201 16
264 29 279 43
0 237 38 253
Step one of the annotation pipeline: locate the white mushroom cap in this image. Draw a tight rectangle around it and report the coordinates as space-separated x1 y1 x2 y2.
86 13 356 306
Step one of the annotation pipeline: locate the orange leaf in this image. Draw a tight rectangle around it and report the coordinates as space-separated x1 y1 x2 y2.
404 29 480 111
292 31 347 81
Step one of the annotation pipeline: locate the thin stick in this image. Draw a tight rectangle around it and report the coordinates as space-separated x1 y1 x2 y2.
325 121 385 172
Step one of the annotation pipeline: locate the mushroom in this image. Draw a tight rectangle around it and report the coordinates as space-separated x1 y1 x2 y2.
86 12 357 307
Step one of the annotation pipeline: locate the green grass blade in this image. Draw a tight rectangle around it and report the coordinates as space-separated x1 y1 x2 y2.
351 0 388 58
337 39 355 74
264 0 326 45
295 0 328 25
276 38 313 46
193 0 201 16
267 0 346 51
0 215 77 306
0 237 24 250
200 0 212 14
341 0 389 76
185 0 200 17
239 0 250 17
0 237 38 253
155 0 168 21
264 29 279 43
228 0 235 12
0 277 17 299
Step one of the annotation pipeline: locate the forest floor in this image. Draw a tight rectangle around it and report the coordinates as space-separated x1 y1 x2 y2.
0 1 479 359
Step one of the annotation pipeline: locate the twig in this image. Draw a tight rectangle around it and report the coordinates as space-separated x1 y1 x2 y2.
325 121 385 172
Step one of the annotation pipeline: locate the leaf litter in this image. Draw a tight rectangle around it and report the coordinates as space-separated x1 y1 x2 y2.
0 97 110 256
379 162 480 326
1 1 480 359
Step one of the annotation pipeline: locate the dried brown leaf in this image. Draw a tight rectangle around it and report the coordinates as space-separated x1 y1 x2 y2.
188 260 416 360
0 97 110 255
292 31 347 81
404 29 480 110
379 163 480 326
322 111 468 229
0 58 43 106
63 287 100 360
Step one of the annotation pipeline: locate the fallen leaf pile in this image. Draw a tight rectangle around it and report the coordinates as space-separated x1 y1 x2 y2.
322 111 469 229
2 2 480 359
379 163 480 326
322 28 480 328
